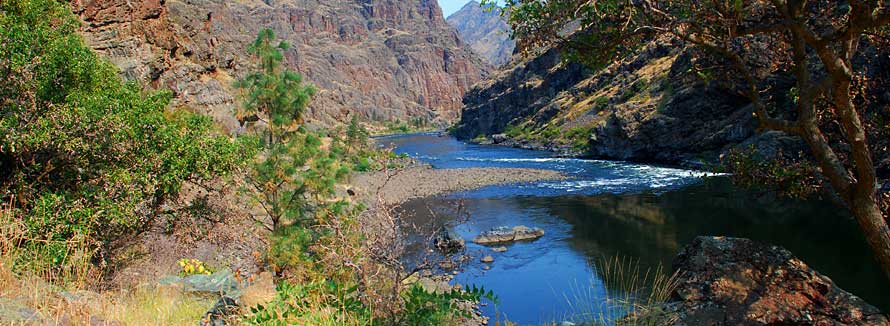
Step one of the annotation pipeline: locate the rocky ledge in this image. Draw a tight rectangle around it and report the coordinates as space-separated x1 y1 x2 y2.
653 236 889 326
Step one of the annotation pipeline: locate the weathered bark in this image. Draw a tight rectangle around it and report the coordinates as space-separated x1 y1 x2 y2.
788 1 890 279
851 190 890 279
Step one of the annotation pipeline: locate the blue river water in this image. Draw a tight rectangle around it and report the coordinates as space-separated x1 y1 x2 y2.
377 132 889 325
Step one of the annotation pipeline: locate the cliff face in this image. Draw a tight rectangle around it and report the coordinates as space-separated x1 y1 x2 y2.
70 0 490 130
446 1 515 67
454 37 764 164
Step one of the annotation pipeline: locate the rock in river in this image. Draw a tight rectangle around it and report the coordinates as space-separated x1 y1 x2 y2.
473 226 544 245
480 255 494 263
640 236 890 326
434 228 466 253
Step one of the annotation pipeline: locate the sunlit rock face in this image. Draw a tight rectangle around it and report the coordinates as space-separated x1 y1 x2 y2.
660 236 890 326
70 0 490 130
446 1 515 67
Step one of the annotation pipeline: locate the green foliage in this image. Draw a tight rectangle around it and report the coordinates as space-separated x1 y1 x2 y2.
244 280 372 326
345 115 369 154
721 146 822 199
594 96 611 108
483 0 649 68
237 29 349 230
504 124 525 138
385 119 412 134
564 126 592 150
266 225 315 273
401 284 497 326
0 0 252 273
235 28 315 129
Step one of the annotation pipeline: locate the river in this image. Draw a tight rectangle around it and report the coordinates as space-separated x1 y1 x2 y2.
377 132 889 325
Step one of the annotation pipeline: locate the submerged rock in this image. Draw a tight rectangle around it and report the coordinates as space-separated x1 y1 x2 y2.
473 226 544 244
648 236 889 326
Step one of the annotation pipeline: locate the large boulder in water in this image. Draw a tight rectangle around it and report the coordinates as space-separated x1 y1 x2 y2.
473 226 544 245
655 236 888 326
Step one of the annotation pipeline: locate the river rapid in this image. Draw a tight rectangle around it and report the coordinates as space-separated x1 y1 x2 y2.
377 132 889 325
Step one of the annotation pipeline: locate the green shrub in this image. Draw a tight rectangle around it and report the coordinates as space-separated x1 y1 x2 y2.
401 284 497 326
267 225 315 273
244 280 372 326
721 146 821 199
0 0 254 274
594 96 611 108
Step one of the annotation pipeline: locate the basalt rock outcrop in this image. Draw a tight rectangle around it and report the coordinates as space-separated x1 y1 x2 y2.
654 237 889 326
70 0 490 131
454 32 890 166
453 37 763 164
446 1 515 67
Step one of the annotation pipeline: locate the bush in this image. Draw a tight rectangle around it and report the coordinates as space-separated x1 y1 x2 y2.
243 280 371 325
401 284 497 326
721 146 821 199
266 225 315 274
0 0 254 274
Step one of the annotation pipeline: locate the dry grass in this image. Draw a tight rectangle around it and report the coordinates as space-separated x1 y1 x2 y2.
0 207 213 326
551 256 679 326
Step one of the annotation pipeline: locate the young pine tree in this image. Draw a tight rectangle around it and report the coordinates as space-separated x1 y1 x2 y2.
237 29 347 230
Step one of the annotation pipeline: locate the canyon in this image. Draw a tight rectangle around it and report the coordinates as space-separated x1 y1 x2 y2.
70 0 490 130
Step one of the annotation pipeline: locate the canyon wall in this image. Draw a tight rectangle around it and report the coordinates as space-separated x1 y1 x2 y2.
71 0 490 130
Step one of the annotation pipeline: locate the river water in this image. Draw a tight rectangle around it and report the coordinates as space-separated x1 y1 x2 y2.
377 132 889 325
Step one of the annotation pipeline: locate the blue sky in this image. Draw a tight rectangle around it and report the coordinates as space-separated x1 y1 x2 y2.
438 0 504 18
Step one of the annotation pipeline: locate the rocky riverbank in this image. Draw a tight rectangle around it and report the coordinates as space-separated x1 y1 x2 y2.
641 237 890 326
347 164 566 206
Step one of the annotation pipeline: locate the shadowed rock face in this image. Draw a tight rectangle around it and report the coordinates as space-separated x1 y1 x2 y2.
662 237 889 326
453 37 764 164
446 1 515 67
70 0 490 130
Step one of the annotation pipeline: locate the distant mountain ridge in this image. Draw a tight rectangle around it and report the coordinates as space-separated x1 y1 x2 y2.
446 1 515 67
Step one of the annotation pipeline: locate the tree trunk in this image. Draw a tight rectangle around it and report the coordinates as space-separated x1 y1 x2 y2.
850 193 890 280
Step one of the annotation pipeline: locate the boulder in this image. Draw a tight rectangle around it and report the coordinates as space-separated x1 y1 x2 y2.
159 269 240 296
480 255 494 263
0 298 40 324
473 226 544 245
434 228 466 253
653 236 889 326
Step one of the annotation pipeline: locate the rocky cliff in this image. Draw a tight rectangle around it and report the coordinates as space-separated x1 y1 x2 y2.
453 31 890 167
649 237 890 326
453 37 765 164
446 1 514 67
70 0 490 131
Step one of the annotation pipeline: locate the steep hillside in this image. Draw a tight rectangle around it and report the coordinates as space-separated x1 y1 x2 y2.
446 1 514 67
454 37 764 165
454 31 890 168
70 0 490 130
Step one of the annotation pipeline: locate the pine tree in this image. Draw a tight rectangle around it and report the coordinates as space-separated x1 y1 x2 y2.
237 29 346 230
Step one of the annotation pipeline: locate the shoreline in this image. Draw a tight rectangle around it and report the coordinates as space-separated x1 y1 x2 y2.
348 164 567 206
